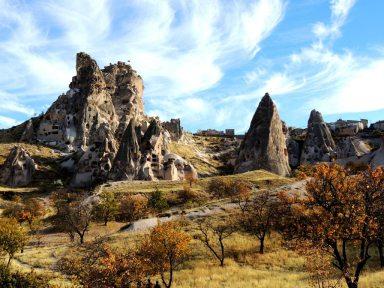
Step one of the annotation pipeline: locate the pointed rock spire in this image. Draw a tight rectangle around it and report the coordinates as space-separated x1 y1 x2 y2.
301 109 336 163
235 93 291 176
110 119 141 180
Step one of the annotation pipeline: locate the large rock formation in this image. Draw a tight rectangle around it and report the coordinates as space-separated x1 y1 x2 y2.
1 52 197 187
36 53 119 151
235 93 291 176
301 110 336 164
0 146 36 187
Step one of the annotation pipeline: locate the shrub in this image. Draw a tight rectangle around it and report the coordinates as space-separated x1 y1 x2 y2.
148 189 169 212
0 264 49 288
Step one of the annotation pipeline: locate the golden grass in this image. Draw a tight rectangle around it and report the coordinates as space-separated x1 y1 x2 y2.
101 170 292 195
5 217 384 288
0 142 61 165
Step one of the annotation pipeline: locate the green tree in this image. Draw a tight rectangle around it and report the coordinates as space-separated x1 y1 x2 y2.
94 190 119 225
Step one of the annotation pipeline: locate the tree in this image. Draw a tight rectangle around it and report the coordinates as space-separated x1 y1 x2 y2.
2 198 45 230
58 240 148 288
148 188 169 212
52 191 93 244
230 180 253 213
93 190 119 225
354 166 384 268
23 198 46 229
195 218 235 266
279 164 382 288
119 194 149 222
139 222 191 288
237 190 277 254
184 173 197 188
0 218 28 268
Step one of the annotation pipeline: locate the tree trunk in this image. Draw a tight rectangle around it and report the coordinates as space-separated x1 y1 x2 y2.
378 242 384 268
259 236 265 254
79 233 84 244
6 256 12 268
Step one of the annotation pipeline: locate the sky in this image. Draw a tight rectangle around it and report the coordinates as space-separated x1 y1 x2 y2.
0 0 383 133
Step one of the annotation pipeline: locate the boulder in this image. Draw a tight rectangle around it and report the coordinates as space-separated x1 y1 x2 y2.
0 146 36 187
234 93 291 176
301 110 336 164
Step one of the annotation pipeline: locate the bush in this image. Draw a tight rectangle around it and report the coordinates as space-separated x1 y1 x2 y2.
207 178 232 197
0 264 48 288
148 189 169 212
118 194 149 222
207 178 252 198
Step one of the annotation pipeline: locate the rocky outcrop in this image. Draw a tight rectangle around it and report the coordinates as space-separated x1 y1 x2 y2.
20 119 35 142
0 146 36 187
163 153 198 181
301 110 336 164
72 123 117 187
336 137 371 159
235 93 291 176
162 119 183 141
102 61 144 139
137 119 168 180
34 53 145 152
109 119 141 181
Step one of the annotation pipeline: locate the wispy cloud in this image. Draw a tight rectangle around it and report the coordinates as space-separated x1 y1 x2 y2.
0 0 286 129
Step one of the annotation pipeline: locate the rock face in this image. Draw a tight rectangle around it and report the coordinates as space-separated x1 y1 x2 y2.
20 119 35 142
301 110 336 164
2 52 197 187
36 52 119 151
162 119 183 141
72 123 117 187
235 93 291 176
0 146 36 187
109 119 141 181
336 137 371 159
35 53 145 152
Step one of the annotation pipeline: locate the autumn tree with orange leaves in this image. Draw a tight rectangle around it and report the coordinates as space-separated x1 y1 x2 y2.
278 164 384 288
139 222 191 288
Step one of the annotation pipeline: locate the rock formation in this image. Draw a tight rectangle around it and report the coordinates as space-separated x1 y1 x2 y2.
162 118 183 141
235 93 291 176
20 119 35 142
72 123 117 187
336 137 371 159
1 52 195 187
109 119 141 181
301 110 336 164
0 146 36 187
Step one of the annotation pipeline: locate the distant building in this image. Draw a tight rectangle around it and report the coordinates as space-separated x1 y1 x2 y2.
327 119 367 136
196 128 235 137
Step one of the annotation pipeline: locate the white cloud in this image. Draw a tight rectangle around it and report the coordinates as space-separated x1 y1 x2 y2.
0 115 19 128
313 0 356 40
0 0 286 129
313 59 384 114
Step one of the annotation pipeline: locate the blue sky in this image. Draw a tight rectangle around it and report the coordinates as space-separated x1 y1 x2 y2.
0 0 383 133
